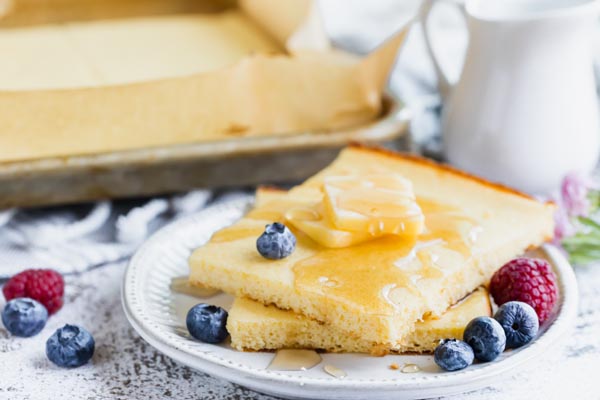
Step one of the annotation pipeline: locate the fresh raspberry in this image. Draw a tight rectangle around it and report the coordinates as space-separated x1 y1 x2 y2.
490 258 558 324
2 269 64 314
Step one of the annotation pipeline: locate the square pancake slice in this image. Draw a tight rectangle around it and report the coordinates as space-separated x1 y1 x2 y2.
188 144 554 350
228 287 492 354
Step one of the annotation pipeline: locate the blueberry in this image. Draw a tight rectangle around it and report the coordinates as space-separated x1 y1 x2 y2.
256 222 296 260
46 324 95 368
494 301 539 349
434 339 474 371
1 298 48 337
186 303 228 344
463 316 506 362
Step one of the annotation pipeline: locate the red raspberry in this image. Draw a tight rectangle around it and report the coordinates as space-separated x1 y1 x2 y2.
2 269 64 314
490 258 558 324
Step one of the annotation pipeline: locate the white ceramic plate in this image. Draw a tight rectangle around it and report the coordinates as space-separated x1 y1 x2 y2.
122 195 578 400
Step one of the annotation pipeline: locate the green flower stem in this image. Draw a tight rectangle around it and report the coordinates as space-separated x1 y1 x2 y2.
578 216 600 231
567 250 600 265
589 190 600 212
556 189 600 265
561 213 600 265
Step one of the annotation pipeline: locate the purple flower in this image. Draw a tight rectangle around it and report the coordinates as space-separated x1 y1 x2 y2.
555 172 600 264
561 172 594 217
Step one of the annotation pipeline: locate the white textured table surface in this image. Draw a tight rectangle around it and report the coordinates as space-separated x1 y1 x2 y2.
1 259 599 400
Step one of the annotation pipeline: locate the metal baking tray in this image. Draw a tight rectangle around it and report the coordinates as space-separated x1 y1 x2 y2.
0 96 409 208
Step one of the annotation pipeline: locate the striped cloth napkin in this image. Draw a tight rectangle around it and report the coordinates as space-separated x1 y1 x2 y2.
0 190 253 279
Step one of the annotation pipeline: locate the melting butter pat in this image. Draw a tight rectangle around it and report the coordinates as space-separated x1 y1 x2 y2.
285 203 375 248
323 174 425 236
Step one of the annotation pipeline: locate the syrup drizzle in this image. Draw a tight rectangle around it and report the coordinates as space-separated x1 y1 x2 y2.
292 197 479 314
206 191 482 316
381 284 402 312
393 239 445 270
210 226 263 243
323 364 347 379
267 349 322 371
401 364 420 373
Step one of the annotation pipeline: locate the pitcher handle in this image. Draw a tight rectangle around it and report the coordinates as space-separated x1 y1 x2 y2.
419 0 468 100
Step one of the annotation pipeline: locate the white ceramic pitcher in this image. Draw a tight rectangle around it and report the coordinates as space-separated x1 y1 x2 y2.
421 0 600 194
